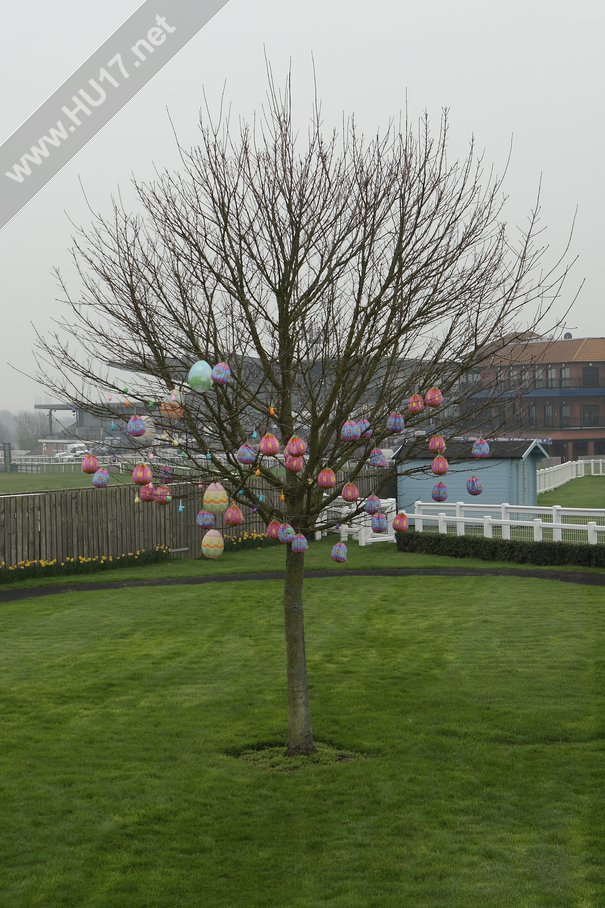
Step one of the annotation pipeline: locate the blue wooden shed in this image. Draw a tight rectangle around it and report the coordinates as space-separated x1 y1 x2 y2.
394 439 550 511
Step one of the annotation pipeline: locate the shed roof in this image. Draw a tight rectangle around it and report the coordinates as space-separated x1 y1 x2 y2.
393 438 549 462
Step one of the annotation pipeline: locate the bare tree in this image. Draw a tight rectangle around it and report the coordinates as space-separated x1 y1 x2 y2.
34 74 575 755
14 411 47 452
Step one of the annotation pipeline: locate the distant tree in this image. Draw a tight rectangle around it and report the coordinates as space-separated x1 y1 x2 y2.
14 411 47 452
35 74 575 755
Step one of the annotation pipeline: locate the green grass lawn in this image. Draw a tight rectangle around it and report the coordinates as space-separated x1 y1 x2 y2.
0 471 102 494
538 474 605 509
0 572 604 906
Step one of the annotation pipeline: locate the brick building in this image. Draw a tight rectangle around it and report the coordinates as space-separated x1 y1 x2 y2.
462 336 605 461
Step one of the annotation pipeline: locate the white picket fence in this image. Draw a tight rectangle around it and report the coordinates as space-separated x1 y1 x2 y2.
537 458 605 493
316 498 398 546
411 500 605 545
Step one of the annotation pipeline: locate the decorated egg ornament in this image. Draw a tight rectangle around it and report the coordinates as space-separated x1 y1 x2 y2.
428 434 446 454
211 362 231 385
364 494 381 514
224 503 244 527
432 482 448 502
371 512 388 533
285 455 304 473
472 438 490 458
92 468 109 488
331 542 348 563
236 443 257 465
386 412 405 432
203 482 229 513
392 512 409 532
278 523 296 544
127 415 146 437
196 509 215 528
81 454 99 475
407 393 425 414
341 482 359 502
154 485 172 505
259 433 280 456
425 387 443 408
201 529 224 559
132 463 153 485
187 360 213 392
139 483 155 503
317 468 337 489
357 418 372 438
266 519 283 540
291 533 309 554
340 419 362 442
286 435 307 457
431 455 449 476
369 448 387 468
466 475 483 496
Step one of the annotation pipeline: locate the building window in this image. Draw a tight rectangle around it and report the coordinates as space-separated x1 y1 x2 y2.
546 366 556 388
583 404 599 427
560 366 571 388
534 366 545 387
544 403 553 428
561 404 571 428
582 366 599 387
528 404 537 427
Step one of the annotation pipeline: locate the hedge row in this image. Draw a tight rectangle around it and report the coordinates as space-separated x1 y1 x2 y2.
395 530 605 568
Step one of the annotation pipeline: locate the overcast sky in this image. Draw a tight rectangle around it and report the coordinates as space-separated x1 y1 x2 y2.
1 0 602 410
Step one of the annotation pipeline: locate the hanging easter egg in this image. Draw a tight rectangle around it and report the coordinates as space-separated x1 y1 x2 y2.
407 393 425 414
160 400 184 419
203 482 229 513
278 523 295 544
286 435 308 457
201 529 224 559
251 430 260 440
386 412 405 432
472 438 490 458
317 467 337 489
224 503 244 527
81 454 99 475
340 419 362 442
92 468 109 489
341 482 359 502
110 421 117 432
187 360 213 392
393 512 409 532
466 475 483 496
259 433 280 456
127 415 146 437
196 509 215 528
371 512 388 534
432 481 448 502
425 387 443 408
211 362 231 386
285 454 304 473
357 417 372 438
158 464 174 482
364 494 381 514
178 500 185 513
236 443 257 465
154 484 172 505
139 483 155 503
369 448 388 468
431 455 449 476
428 434 446 454
266 519 283 540
132 463 153 485
291 533 308 554
331 542 348 563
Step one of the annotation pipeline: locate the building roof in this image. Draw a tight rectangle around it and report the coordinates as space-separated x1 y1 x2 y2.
393 438 549 462
489 337 605 366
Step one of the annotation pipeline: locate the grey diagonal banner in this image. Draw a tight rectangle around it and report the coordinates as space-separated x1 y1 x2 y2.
0 0 231 231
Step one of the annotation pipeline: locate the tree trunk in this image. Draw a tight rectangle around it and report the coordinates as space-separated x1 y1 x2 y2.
283 546 316 755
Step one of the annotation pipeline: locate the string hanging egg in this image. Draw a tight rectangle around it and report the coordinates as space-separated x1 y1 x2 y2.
432 481 448 502
357 418 372 438
187 360 213 392
154 485 172 505
369 448 387 468
81 454 99 475
203 482 229 513
92 468 109 489
286 435 307 457
331 541 347 563
266 519 283 540
428 434 446 454
196 509 215 528
466 475 483 496
431 455 449 476
317 467 336 489
132 463 153 486
386 412 405 432
364 494 381 514
371 512 388 534
341 419 362 442
407 393 425 414
278 523 295 544
291 533 308 554
472 438 490 458
341 482 359 502
236 443 257 465
211 362 231 385
285 454 304 473
259 433 280 456
393 512 409 532
139 483 155 503
127 415 146 437
425 387 443 408
224 503 244 527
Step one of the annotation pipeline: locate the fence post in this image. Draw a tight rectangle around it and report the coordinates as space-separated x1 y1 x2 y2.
533 518 543 542
500 504 510 540
483 515 493 538
587 521 597 545
438 512 447 535
414 500 423 533
455 502 465 536
552 506 562 542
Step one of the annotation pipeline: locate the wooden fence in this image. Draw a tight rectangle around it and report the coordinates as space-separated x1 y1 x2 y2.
0 468 394 566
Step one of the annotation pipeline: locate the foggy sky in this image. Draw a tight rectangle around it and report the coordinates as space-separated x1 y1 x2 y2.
1 0 602 410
